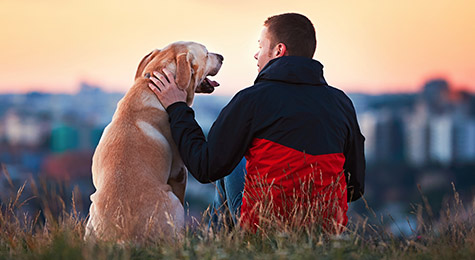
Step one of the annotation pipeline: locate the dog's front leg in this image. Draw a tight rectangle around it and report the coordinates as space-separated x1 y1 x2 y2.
168 167 187 205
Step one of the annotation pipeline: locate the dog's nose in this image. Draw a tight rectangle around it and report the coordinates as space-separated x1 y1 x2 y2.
216 54 224 62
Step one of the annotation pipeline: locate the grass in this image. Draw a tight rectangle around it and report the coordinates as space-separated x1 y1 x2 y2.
1 165 474 259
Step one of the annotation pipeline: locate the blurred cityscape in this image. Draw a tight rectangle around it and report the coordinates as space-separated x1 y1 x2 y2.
0 79 474 232
0 83 230 220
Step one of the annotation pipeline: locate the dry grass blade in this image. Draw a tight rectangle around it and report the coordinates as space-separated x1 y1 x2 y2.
11 180 28 209
1 163 14 188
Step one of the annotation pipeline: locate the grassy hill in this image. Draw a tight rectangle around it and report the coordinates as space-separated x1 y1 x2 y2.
1 172 474 259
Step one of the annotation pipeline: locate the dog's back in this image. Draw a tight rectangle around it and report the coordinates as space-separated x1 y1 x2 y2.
86 86 185 241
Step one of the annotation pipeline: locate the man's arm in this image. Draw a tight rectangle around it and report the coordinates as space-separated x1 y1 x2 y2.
343 101 366 202
344 131 365 202
149 70 254 183
166 91 254 183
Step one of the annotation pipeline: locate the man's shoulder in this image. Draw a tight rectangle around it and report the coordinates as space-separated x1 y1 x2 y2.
326 85 346 96
327 85 352 102
224 83 275 113
326 85 357 114
232 83 267 99
224 85 259 108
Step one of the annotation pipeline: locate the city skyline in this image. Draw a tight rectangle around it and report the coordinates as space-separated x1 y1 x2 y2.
2 77 475 167
1 0 474 95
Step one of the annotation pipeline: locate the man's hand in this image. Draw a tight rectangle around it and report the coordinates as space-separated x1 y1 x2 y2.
148 69 187 109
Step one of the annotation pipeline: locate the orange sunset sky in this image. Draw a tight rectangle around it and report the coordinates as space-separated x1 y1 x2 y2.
1 0 474 96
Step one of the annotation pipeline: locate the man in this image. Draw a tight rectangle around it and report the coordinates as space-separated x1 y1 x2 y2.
148 13 365 232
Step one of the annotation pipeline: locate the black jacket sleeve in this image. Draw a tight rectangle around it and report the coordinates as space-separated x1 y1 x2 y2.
166 92 254 183
343 102 366 202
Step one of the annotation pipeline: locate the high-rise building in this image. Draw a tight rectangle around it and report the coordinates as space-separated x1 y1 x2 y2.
429 115 454 165
454 118 475 162
404 101 429 166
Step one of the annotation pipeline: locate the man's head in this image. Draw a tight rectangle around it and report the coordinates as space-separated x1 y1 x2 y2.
254 13 316 72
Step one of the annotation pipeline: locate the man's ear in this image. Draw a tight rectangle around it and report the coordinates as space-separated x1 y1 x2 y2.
135 49 160 80
274 43 287 57
175 52 192 90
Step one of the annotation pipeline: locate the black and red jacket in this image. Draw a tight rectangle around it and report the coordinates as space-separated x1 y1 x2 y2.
166 56 365 229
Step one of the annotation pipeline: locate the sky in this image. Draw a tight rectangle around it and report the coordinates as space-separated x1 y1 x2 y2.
1 0 474 96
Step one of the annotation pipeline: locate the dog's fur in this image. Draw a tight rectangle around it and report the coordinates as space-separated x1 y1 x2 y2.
85 42 223 242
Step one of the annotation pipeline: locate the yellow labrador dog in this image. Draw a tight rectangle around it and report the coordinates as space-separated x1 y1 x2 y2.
85 41 223 242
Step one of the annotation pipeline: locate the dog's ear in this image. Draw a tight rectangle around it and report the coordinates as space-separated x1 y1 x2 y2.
175 53 192 90
135 49 160 80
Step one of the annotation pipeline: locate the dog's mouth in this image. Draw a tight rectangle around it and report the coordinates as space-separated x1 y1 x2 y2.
196 77 219 93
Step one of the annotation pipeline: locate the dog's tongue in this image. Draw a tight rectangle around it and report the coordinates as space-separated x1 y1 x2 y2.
205 77 220 87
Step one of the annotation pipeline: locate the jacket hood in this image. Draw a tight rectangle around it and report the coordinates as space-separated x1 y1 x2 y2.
255 56 327 86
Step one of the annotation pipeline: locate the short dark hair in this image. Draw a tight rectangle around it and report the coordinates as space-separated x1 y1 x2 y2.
264 13 316 58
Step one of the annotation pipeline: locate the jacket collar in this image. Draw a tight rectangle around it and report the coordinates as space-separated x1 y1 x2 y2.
255 56 327 86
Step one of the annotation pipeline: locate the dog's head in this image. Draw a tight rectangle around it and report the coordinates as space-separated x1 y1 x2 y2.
135 41 223 105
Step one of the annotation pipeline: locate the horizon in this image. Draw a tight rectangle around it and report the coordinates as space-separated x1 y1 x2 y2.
0 76 470 97
1 0 474 95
